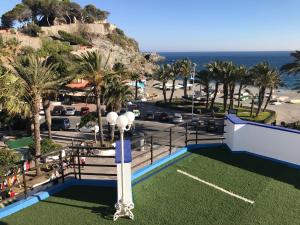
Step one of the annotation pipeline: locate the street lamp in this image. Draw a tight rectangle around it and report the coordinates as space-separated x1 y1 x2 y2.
106 111 135 221
191 63 197 120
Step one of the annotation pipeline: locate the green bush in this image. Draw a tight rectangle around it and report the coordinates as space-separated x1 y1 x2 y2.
29 138 62 157
0 35 4 48
0 148 21 178
38 38 72 57
107 32 139 51
21 23 42 37
79 113 97 128
58 30 91 46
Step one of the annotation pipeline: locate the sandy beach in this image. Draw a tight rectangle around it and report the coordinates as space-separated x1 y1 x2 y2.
145 80 300 123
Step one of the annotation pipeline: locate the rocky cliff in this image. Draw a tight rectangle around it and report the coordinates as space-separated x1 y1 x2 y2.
0 22 158 74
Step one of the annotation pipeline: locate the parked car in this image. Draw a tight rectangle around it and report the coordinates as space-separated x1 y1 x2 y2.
65 107 76 116
78 122 99 133
80 107 90 116
132 109 141 118
52 106 66 116
158 112 169 122
206 120 217 132
41 118 70 131
172 113 183 124
145 112 155 120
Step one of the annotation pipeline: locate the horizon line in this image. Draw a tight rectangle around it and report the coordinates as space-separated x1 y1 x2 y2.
142 50 295 53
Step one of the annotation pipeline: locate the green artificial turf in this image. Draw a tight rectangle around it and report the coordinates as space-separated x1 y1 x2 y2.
2 148 300 225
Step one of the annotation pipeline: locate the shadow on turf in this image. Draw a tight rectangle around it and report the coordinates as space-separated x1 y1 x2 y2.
40 186 117 220
189 148 300 189
0 222 8 225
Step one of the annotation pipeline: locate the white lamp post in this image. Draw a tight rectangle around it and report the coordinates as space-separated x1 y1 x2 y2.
106 111 135 221
191 63 197 119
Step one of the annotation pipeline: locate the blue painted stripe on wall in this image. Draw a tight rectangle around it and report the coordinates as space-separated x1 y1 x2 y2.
223 144 300 169
226 114 300 135
0 179 116 219
132 153 192 186
132 147 188 181
132 143 224 181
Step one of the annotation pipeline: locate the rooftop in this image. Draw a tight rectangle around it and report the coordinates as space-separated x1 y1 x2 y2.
2 147 300 225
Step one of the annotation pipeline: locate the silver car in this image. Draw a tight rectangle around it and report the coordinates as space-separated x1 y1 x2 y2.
172 113 183 123
65 107 76 116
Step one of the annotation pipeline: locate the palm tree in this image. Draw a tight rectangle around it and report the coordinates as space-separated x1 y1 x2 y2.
104 73 132 141
7 54 58 175
205 61 222 110
236 66 251 108
281 50 300 91
263 70 282 111
0 72 31 133
212 61 238 112
281 51 300 74
155 64 172 104
179 59 193 97
250 62 276 116
42 55 78 139
196 70 212 109
130 73 140 100
169 61 181 103
77 50 114 146
226 62 238 110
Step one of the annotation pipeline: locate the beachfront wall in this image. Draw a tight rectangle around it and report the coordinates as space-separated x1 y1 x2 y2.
225 114 300 167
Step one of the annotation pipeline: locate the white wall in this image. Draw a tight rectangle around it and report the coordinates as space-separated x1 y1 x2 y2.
224 115 300 166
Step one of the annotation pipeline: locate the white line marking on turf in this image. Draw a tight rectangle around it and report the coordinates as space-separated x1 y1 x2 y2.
177 169 255 204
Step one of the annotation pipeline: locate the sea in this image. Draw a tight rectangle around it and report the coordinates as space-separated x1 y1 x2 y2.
158 51 300 90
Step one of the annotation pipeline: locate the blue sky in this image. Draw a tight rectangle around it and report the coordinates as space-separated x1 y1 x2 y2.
1 0 300 52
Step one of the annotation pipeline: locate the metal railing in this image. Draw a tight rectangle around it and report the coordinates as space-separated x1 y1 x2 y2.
0 117 226 206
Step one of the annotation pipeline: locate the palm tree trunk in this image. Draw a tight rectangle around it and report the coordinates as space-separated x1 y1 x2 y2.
223 83 229 112
162 82 167 103
110 124 115 142
205 84 209 109
256 87 266 116
135 80 138 100
237 83 243 108
169 79 176 103
263 88 273 112
42 98 52 139
210 82 219 109
183 77 188 97
96 90 104 146
250 98 254 117
46 15 50 27
33 96 41 175
229 84 235 109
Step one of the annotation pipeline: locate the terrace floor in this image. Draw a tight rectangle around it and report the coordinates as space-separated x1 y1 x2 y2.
2 147 300 225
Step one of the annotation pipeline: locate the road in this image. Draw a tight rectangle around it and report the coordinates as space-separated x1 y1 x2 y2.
40 102 220 147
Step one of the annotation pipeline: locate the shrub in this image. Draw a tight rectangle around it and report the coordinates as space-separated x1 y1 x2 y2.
21 23 42 37
79 113 97 128
19 46 35 55
115 28 125 36
0 148 21 178
0 35 4 48
38 38 72 57
29 138 62 157
58 30 91 46
107 32 139 51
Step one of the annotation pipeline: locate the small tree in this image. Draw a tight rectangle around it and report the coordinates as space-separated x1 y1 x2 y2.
0 148 21 178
